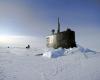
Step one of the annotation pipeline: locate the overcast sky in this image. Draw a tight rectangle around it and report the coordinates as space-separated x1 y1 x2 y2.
0 0 100 49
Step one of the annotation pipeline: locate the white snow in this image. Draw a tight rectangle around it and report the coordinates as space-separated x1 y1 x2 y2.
42 44 97 58
43 48 65 58
0 44 100 80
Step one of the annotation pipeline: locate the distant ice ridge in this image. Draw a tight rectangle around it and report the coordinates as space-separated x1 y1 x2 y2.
43 44 98 58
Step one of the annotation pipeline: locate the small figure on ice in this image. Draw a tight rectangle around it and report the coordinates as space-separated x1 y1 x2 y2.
26 44 30 49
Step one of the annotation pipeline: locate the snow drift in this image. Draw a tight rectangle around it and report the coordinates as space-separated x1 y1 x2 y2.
43 44 98 58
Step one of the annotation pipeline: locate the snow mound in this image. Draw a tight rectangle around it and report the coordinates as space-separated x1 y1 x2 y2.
43 48 65 58
77 44 96 53
43 44 98 58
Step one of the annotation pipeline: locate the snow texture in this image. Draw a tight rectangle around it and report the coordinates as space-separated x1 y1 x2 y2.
43 48 65 58
43 44 98 58
0 44 100 80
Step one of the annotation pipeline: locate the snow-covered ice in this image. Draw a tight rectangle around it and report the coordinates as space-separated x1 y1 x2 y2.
43 44 98 58
43 48 65 58
0 44 100 80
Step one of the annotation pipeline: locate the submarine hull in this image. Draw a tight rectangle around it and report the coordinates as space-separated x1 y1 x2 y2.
46 29 77 49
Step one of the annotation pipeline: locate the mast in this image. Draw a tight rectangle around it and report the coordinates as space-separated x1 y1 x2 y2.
57 17 60 33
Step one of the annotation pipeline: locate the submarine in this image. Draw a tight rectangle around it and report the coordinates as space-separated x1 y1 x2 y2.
46 18 77 49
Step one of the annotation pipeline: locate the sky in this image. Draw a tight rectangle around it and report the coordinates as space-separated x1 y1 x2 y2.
0 0 100 49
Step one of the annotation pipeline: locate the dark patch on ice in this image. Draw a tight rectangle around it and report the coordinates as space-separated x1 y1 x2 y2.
35 53 43 56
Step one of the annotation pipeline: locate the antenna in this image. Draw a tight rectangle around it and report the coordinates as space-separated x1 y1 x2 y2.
57 17 60 33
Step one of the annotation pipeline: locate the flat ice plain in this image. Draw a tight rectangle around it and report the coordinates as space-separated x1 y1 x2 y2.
0 43 100 80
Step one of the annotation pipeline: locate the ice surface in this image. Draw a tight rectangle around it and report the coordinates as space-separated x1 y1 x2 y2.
0 44 100 80
43 48 65 58
43 44 98 58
